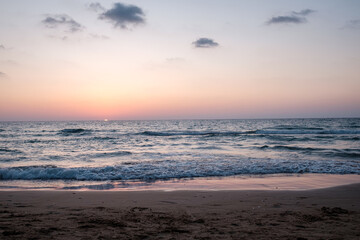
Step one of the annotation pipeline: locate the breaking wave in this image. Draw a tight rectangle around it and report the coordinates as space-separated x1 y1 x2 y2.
0 148 22 154
58 128 91 136
0 159 359 181
256 130 360 135
138 129 360 137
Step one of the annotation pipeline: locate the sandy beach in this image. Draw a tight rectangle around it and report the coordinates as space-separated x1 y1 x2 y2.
1 183 359 239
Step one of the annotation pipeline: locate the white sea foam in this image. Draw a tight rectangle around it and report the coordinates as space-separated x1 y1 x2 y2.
0 158 359 181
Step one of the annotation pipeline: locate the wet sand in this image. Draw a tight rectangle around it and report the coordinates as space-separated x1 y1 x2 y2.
1 183 360 239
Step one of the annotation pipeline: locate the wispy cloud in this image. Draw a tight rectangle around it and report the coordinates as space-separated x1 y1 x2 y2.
0 60 18 66
192 38 219 48
267 9 315 25
99 2 145 29
0 44 11 50
87 2 105 13
166 57 185 63
89 33 109 40
42 14 84 32
47 35 69 41
0 71 7 78
292 9 316 16
341 19 360 30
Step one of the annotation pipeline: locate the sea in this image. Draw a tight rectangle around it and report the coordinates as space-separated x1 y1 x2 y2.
0 118 359 190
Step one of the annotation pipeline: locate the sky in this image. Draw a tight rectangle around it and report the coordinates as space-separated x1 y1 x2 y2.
0 0 359 120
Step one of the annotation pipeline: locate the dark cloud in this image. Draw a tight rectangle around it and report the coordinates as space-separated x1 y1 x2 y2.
42 14 84 32
267 9 315 25
342 19 360 30
267 15 306 24
87 2 105 12
192 38 219 48
99 2 145 29
292 9 316 16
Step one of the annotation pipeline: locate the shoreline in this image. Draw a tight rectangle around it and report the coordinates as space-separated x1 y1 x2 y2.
1 183 359 239
1 173 360 191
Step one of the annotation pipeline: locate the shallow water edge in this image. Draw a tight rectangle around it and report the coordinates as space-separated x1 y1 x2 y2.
1 173 359 191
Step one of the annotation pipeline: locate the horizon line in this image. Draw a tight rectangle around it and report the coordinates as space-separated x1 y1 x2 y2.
1 116 359 122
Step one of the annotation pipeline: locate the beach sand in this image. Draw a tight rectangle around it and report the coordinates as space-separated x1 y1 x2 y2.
1 183 360 239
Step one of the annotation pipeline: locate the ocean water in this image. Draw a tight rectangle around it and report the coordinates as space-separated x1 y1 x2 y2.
0 119 359 190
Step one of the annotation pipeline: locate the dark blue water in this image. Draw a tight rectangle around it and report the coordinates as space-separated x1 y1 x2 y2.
0 119 359 188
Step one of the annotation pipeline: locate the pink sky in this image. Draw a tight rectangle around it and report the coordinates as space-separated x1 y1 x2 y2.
1 0 359 120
